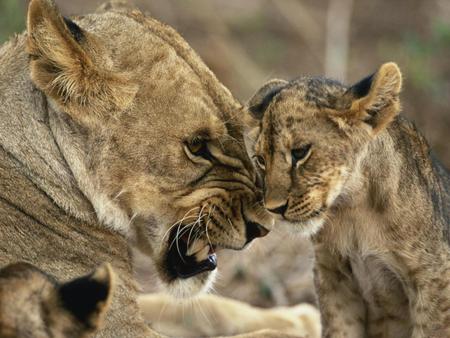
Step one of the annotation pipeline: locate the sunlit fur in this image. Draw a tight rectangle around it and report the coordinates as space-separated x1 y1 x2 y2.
138 293 321 338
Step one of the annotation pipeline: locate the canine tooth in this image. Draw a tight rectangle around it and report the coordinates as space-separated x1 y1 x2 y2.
186 239 206 256
195 245 210 262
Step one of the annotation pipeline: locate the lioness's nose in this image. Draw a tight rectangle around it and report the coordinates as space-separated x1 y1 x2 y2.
245 220 269 244
267 203 288 216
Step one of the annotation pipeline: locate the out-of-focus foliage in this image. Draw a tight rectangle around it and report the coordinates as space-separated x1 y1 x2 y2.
0 0 25 43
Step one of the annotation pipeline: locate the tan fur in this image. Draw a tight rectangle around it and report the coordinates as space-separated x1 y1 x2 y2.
138 293 320 338
0 262 114 338
0 1 272 336
247 62 450 338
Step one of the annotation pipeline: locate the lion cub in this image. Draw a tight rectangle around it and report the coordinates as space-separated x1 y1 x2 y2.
247 62 450 338
0 262 114 338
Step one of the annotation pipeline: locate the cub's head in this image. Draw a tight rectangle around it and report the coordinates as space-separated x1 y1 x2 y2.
0 262 114 338
247 63 402 235
26 0 271 296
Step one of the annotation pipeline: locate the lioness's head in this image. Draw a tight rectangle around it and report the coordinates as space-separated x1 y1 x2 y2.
247 63 402 235
0 262 113 338
26 0 271 296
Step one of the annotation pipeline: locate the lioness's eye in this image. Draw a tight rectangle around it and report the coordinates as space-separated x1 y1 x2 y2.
292 144 312 167
253 155 266 170
186 137 212 160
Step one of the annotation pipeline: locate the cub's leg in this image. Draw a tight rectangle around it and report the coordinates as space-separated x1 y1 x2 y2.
314 244 366 338
138 293 320 338
405 253 450 338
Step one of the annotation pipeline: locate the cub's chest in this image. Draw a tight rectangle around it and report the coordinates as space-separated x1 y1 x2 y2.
350 254 412 337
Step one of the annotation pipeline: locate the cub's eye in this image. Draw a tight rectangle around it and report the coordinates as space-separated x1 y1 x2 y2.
253 155 266 170
292 144 312 167
186 137 212 160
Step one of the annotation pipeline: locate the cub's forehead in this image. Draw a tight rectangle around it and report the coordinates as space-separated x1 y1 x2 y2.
267 77 347 120
274 77 347 114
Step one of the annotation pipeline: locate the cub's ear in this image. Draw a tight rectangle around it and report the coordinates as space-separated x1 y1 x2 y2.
247 79 288 120
59 263 114 330
27 0 138 121
341 62 402 134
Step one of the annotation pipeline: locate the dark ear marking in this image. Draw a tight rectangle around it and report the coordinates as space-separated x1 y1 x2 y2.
249 86 283 117
59 264 113 328
59 276 109 326
248 79 288 120
340 62 402 134
347 73 374 99
63 17 84 43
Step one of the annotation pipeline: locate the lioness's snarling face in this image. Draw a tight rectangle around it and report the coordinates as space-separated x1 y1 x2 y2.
247 63 402 236
0 262 113 338
26 0 271 296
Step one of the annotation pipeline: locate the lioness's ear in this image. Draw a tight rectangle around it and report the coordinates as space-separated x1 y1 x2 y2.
342 62 402 134
59 263 114 330
27 0 138 120
247 79 288 120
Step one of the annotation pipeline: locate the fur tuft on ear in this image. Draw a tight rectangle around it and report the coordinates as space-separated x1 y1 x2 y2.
342 62 402 134
26 0 138 120
59 263 114 329
247 79 288 120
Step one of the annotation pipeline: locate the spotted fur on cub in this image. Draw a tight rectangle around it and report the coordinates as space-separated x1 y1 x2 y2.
247 63 450 338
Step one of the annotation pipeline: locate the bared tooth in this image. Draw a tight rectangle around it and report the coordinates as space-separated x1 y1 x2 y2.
186 239 206 256
195 245 210 262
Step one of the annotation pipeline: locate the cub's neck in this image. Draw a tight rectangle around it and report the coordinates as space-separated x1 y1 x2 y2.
321 116 449 254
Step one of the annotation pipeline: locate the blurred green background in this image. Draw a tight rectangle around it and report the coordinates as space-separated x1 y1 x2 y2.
1 0 449 310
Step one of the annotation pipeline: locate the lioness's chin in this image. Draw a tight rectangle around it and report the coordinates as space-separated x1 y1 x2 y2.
164 269 217 298
153 223 221 298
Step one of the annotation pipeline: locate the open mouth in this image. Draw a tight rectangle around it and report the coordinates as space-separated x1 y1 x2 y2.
163 212 268 281
165 227 217 280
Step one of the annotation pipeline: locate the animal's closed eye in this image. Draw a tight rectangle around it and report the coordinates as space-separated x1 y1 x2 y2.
185 137 213 161
292 144 312 167
253 155 266 171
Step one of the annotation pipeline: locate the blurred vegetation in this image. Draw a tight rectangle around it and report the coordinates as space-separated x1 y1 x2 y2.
0 0 25 43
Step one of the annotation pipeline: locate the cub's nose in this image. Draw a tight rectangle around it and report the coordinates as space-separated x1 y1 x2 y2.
267 203 288 216
245 220 269 245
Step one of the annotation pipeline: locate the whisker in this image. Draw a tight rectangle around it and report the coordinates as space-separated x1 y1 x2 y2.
175 223 186 263
227 217 239 235
161 206 200 241
112 189 127 201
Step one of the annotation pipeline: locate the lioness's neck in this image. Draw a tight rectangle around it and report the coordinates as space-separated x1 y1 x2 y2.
48 109 132 235
0 35 96 224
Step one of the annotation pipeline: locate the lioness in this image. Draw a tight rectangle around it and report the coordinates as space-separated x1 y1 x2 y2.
0 262 113 338
247 63 450 337
0 0 272 336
